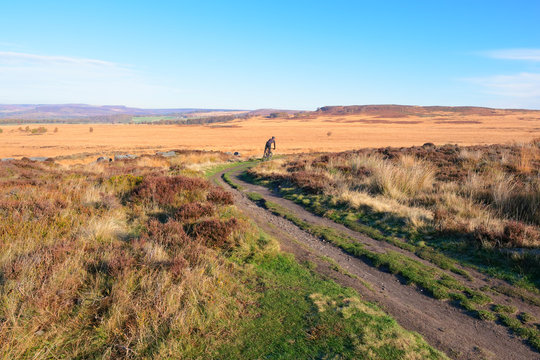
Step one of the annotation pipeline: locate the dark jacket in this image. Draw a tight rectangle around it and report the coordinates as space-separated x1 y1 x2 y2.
265 138 276 149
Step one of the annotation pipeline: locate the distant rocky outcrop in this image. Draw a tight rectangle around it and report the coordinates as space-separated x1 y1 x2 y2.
114 154 137 161
314 105 539 117
156 151 177 158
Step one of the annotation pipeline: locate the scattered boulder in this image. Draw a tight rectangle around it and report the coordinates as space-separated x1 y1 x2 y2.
156 151 177 158
233 151 241 156
28 157 51 162
96 156 112 163
422 142 436 150
114 154 137 161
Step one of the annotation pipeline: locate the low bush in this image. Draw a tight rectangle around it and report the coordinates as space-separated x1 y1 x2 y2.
207 186 234 205
132 175 209 207
175 202 215 221
188 218 239 248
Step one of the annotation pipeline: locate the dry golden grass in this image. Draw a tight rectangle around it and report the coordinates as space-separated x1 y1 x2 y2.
0 109 538 159
0 156 444 359
250 141 540 248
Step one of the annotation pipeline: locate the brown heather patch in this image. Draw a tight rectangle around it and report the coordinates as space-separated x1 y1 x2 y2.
187 218 240 248
132 175 209 206
141 218 190 249
207 186 234 205
175 202 216 221
290 171 331 194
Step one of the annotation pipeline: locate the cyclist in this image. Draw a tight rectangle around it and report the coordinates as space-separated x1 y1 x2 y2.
263 136 276 159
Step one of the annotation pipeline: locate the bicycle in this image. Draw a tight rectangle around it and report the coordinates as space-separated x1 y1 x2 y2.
262 149 273 161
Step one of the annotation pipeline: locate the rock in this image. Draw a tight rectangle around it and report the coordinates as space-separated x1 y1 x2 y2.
28 157 51 162
233 151 241 156
114 154 137 161
422 142 436 149
156 151 177 158
96 156 112 163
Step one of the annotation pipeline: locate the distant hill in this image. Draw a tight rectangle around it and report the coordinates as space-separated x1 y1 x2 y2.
2 104 538 124
0 104 246 122
314 105 540 117
249 109 303 116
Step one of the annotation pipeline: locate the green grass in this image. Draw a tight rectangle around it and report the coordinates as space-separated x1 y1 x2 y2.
519 312 537 324
498 314 540 350
492 304 517 314
219 232 446 359
204 160 258 186
203 161 242 179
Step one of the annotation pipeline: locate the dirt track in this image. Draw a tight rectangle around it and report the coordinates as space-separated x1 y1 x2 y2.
213 165 540 360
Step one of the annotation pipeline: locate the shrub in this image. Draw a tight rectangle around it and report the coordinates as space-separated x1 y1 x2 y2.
175 202 215 221
132 175 209 206
108 174 143 196
503 221 540 247
30 127 47 134
290 171 329 194
207 186 234 205
188 218 239 248
141 218 190 248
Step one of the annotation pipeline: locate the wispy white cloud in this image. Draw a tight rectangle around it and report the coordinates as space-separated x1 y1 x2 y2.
483 48 540 61
466 72 540 98
0 51 185 107
0 51 120 67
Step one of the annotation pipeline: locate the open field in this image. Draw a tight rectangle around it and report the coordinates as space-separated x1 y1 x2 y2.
0 108 538 159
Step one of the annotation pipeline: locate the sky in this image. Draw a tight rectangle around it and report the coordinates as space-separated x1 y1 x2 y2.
0 0 539 110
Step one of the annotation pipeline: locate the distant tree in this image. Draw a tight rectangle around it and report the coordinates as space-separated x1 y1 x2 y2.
89 127 94 133
30 127 47 134
267 112 289 119
0 128 3 133
24 126 30 132
54 127 58 133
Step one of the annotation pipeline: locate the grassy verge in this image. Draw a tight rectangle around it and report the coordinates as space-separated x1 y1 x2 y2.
221 229 445 359
203 161 243 179
243 172 472 280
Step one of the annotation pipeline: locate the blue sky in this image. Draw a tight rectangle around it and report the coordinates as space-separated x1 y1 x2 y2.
1 1 539 109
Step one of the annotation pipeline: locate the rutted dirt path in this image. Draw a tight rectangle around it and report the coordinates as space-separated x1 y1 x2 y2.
213 165 540 360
